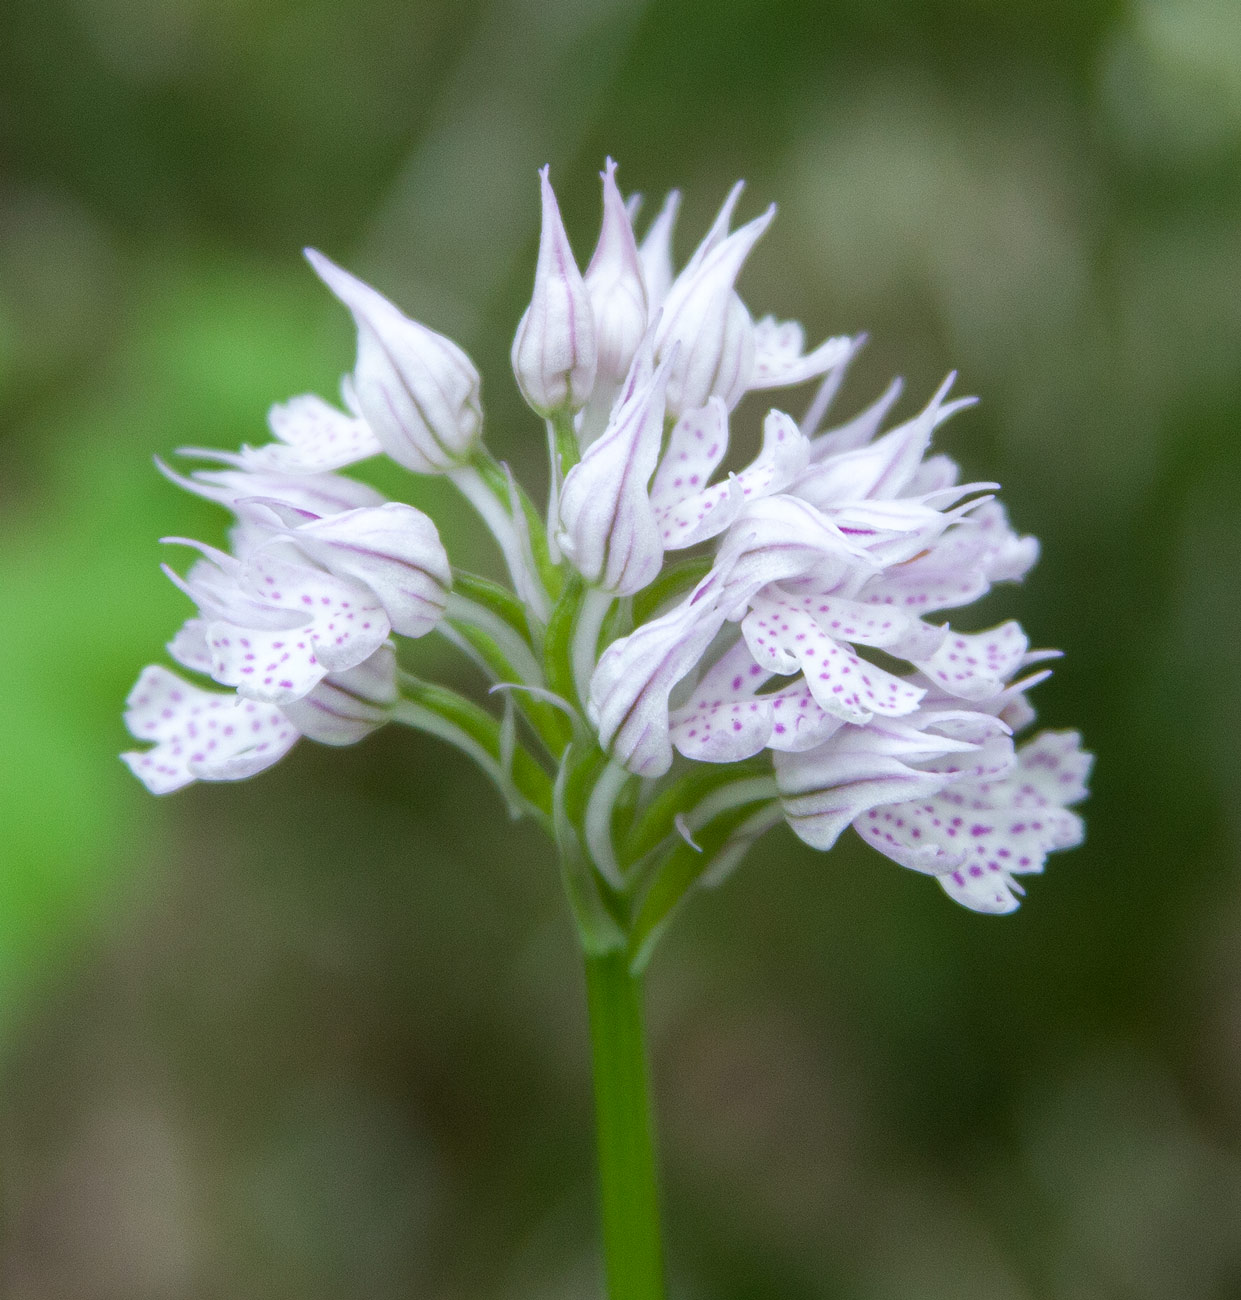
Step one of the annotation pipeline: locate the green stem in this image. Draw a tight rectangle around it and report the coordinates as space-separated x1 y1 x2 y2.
583 949 666 1300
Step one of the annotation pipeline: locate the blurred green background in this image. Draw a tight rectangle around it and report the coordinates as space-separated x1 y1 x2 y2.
2 0 1240 1295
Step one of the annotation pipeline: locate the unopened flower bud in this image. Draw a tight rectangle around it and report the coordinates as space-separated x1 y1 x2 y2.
306 249 482 474
558 341 672 595
511 167 597 416
656 204 773 417
584 159 648 389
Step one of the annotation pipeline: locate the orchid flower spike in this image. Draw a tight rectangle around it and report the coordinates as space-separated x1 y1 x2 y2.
125 158 1089 930
121 159 1096 1300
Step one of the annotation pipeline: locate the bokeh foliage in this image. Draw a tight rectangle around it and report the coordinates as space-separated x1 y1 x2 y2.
2 1 1240 1296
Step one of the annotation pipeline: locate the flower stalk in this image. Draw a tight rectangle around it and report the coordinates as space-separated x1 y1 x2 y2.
584 949 666 1300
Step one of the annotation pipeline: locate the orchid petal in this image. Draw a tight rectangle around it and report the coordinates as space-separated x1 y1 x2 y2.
236 549 388 677
906 453 961 496
774 724 958 851
180 395 383 477
649 398 729 515
228 394 383 474
741 592 925 724
828 497 980 571
656 205 773 415
167 618 214 674
657 409 810 550
911 621 1030 701
122 666 299 793
162 542 305 631
670 692 774 763
688 635 771 698
853 730 1091 913
589 577 732 776
666 639 847 758
669 638 774 762
795 374 972 505
808 378 903 458
160 459 384 521
749 317 856 391
1005 729 1093 807
680 181 745 278
205 620 328 704
764 681 846 752
864 501 1039 612
759 585 947 659
177 545 388 703
712 495 876 608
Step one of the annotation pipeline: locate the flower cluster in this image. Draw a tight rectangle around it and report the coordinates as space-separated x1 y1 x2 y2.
125 160 1090 927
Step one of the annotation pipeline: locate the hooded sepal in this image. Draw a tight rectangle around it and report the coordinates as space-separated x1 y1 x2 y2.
280 502 452 639
307 248 482 473
279 642 398 746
